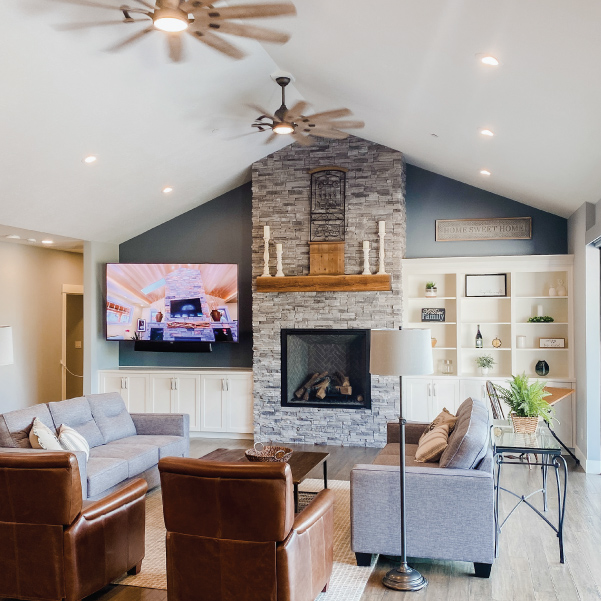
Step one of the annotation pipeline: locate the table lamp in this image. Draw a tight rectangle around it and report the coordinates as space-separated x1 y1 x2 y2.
370 327 433 591
0 326 14 366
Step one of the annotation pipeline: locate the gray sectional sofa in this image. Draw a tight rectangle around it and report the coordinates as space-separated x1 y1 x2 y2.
0 392 189 499
351 397 495 577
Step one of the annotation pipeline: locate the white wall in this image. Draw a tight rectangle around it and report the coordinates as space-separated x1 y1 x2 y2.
83 241 119 394
568 202 601 473
0 241 83 412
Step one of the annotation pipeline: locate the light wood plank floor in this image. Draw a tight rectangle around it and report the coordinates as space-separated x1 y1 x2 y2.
3 440 598 601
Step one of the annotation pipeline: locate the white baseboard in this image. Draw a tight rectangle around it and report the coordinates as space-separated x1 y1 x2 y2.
574 445 601 473
190 431 253 440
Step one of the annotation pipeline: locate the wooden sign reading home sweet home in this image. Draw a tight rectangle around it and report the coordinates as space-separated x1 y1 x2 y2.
435 217 532 242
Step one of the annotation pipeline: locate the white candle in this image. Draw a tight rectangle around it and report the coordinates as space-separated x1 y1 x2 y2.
276 243 282 252
263 225 270 239
363 240 370 251
379 221 386 235
537 304 543 317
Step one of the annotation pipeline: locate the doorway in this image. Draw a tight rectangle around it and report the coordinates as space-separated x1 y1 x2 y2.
62 285 84 400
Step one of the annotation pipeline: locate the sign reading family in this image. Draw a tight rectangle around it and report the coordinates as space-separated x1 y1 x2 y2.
435 217 532 242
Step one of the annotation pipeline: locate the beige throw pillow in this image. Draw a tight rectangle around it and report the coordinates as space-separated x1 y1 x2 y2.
58 424 90 461
415 423 451 463
421 408 458 441
29 417 62 450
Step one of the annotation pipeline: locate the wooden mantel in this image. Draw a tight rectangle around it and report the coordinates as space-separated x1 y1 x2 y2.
256 274 391 293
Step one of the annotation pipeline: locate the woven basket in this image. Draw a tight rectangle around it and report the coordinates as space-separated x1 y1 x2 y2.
511 413 540 434
245 442 293 463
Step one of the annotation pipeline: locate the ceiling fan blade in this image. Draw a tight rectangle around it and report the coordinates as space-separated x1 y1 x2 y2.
56 18 147 30
167 33 184 61
180 1 211 10
284 101 309 122
264 132 279 144
291 132 313 146
49 0 122 10
309 128 349 140
208 21 289 43
247 104 276 121
202 3 296 20
306 108 352 122
130 0 156 8
188 28 246 58
107 25 154 51
322 120 365 130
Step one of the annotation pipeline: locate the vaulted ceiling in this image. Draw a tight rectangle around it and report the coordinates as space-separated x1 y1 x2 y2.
1 0 599 244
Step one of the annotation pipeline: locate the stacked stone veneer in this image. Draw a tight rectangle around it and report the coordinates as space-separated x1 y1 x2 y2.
252 136 407 447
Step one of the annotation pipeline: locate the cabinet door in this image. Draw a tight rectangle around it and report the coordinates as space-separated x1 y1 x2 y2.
100 373 124 395
148 375 175 414
226 374 253 433
459 380 487 406
174 375 201 432
200 375 226 432
431 379 460 415
125 375 148 413
402 379 431 422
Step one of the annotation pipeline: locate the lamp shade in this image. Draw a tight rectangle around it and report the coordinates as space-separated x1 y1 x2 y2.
370 328 433 376
0 326 13 366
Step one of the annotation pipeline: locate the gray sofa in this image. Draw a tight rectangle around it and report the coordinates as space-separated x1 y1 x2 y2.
351 397 495 577
0 392 189 500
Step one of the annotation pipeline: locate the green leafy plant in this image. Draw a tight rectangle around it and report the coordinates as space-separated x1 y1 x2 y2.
475 354 495 369
496 373 555 424
426 282 436 289
527 316 554 323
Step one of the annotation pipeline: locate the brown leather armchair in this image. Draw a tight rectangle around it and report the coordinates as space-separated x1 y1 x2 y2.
159 458 334 601
0 451 147 601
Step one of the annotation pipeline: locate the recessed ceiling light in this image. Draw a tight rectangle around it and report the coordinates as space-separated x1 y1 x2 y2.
480 129 494 137
480 55 499 66
6 234 21 239
480 169 491 176
27 238 37 243
84 156 97 164
41 240 54 244
162 187 174 194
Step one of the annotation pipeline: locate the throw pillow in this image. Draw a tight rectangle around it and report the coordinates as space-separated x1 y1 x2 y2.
58 424 90 461
421 408 458 441
29 417 62 450
415 423 450 463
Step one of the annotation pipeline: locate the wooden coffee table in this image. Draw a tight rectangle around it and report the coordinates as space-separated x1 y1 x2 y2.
200 448 329 512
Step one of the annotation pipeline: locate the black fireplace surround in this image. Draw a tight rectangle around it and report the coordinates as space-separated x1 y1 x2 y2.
281 329 371 410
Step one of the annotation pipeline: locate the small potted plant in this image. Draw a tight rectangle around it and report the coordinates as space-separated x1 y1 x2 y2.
475 354 495 376
496 373 555 434
425 281 437 298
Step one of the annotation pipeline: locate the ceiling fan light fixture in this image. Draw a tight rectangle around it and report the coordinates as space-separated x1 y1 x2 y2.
153 8 189 32
273 122 295 135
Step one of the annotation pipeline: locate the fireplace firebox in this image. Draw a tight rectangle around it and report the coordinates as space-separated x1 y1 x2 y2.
281 329 371 410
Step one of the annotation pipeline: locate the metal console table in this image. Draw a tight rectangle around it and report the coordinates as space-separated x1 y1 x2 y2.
492 429 568 563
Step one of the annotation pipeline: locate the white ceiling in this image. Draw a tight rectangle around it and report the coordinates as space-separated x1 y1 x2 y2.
1 0 600 245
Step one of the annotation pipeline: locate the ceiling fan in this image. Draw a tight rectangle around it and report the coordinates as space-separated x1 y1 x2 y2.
251 76 365 146
54 0 296 62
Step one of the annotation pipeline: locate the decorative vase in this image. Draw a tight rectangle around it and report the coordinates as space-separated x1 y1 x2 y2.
425 287 437 298
210 309 222 322
556 279 567 296
516 335 526 348
548 286 557 297
431 337 437 348
155 312 163 323
480 366 490 376
535 360 550 377
511 413 540 434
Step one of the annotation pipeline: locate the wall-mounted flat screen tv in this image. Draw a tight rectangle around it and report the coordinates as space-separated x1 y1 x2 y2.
106 263 239 343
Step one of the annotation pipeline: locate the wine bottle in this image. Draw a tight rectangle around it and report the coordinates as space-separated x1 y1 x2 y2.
476 325 483 348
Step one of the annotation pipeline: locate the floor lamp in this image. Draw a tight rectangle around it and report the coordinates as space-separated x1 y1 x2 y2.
0 326 13 366
370 328 433 592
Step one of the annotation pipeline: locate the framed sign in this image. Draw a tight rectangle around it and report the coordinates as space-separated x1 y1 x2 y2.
539 338 565 348
465 274 507 297
421 308 446 322
137 319 146 332
436 217 532 242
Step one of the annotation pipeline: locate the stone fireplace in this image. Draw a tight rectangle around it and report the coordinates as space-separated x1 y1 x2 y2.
252 135 406 447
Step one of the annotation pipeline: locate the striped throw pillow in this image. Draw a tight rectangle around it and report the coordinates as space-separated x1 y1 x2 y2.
415 423 451 463
58 424 90 461
420 408 458 441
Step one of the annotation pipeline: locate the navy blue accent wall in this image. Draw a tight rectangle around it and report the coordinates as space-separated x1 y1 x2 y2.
118 182 253 367
405 164 568 258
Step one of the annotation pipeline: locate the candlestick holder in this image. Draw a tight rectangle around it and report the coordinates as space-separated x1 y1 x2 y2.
362 247 371 275
378 232 387 275
276 246 284 277
262 237 271 277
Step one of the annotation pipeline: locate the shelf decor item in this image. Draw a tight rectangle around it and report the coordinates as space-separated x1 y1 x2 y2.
516 335 526 348
535 360 550 377
492 337 502 348
421 308 445 322
476 354 495 376
527 316 554 323
496 373 554 434
275 243 284 277
556 279 567 296
475 324 483 348
262 225 272 277
362 241 371 275
441 359 453 375
465 273 507 297
431 337 437 348
370 328 433 592
425 282 437 297
378 221 388 275
540 338 565 348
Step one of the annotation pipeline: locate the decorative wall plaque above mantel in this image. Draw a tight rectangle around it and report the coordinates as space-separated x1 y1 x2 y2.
435 217 532 242
309 166 348 242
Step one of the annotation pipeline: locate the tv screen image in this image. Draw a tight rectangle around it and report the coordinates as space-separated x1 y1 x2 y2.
106 263 238 343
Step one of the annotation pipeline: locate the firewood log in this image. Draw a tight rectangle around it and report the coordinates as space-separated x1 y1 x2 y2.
295 372 320 398
315 377 331 400
335 386 353 395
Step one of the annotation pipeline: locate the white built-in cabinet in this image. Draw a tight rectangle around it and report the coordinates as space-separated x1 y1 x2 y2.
401 255 576 448
98 369 253 437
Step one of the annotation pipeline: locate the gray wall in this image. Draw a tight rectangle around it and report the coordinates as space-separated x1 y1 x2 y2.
406 165 568 258
119 183 252 368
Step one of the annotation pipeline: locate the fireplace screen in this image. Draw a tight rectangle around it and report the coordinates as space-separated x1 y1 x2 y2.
281 329 371 409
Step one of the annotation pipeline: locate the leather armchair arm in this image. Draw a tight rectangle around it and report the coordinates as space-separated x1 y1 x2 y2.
291 489 334 534
81 478 148 520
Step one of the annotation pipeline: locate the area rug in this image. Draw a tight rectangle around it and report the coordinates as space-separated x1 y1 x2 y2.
114 479 376 601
